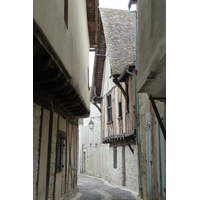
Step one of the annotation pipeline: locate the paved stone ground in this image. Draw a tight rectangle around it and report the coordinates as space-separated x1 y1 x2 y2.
70 175 140 200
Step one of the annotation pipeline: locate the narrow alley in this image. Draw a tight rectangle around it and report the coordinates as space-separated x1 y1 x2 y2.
33 0 166 200
71 175 141 200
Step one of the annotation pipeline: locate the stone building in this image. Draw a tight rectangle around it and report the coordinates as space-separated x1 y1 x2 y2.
78 103 110 180
129 0 166 200
91 8 140 195
33 0 99 200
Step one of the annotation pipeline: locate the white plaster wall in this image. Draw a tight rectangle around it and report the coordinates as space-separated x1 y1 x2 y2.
33 0 90 109
78 103 110 179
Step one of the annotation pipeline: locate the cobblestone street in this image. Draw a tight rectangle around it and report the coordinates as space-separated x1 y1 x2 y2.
71 175 140 200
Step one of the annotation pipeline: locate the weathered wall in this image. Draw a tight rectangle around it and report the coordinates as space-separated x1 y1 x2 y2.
33 103 79 200
125 75 136 133
125 145 139 194
138 93 166 200
33 0 90 109
100 58 139 194
101 75 136 138
101 50 115 97
65 122 79 199
33 103 42 200
48 113 58 200
109 146 123 186
107 144 139 194
38 109 50 200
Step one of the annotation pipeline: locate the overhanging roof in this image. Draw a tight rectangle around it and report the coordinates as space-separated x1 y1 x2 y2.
91 8 136 102
86 0 99 48
33 21 90 122
100 8 136 76
90 8 106 101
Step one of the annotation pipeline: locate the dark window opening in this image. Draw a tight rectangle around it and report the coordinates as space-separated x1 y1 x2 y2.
56 137 65 173
64 0 68 28
113 147 117 168
126 82 129 112
107 94 112 122
119 102 122 117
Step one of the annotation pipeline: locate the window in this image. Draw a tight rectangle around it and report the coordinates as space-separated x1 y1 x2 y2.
113 147 117 168
118 102 122 117
56 137 64 173
107 94 112 122
64 0 68 28
56 131 66 173
125 82 129 112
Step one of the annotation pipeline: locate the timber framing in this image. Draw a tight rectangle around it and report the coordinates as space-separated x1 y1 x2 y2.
33 21 90 124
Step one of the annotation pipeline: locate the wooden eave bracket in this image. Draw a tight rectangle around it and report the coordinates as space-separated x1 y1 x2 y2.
149 95 166 140
113 77 126 99
92 102 101 113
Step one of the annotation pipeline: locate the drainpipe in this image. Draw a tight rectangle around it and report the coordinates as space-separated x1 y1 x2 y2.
134 11 143 199
128 9 143 198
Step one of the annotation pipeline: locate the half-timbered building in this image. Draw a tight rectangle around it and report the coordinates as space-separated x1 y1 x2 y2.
33 0 98 200
91 8 140 194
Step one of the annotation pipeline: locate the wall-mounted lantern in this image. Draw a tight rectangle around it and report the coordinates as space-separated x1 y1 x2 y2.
88 119 94 131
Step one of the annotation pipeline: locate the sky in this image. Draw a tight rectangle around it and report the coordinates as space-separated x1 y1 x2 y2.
99 0 131 10
89 0 136 87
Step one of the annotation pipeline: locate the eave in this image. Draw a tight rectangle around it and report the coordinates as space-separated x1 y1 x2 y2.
90 9 106 103
86 0 99 48
118 64 136 82
102 130 136 144
33 21 90 123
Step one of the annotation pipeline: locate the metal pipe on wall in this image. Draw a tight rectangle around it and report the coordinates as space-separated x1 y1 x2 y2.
128 9 143 198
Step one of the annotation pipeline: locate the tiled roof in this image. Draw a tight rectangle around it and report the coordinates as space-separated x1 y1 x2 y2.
100 8 136 76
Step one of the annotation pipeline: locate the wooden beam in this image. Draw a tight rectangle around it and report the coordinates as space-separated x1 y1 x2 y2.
149 95 166 140
113 77 126 99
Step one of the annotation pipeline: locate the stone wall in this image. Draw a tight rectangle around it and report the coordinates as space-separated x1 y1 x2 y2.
125 145 139 194
107 144 139 194
108 146 123 186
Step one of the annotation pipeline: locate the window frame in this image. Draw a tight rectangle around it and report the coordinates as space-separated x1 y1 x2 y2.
125 81 129 113
107 94 112 122
118 101 122 118
56 131 67 173
113 147 117 168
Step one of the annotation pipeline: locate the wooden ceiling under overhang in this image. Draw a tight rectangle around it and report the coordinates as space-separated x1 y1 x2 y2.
90 9 106 102
86 0 99 48
33 21 90 123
